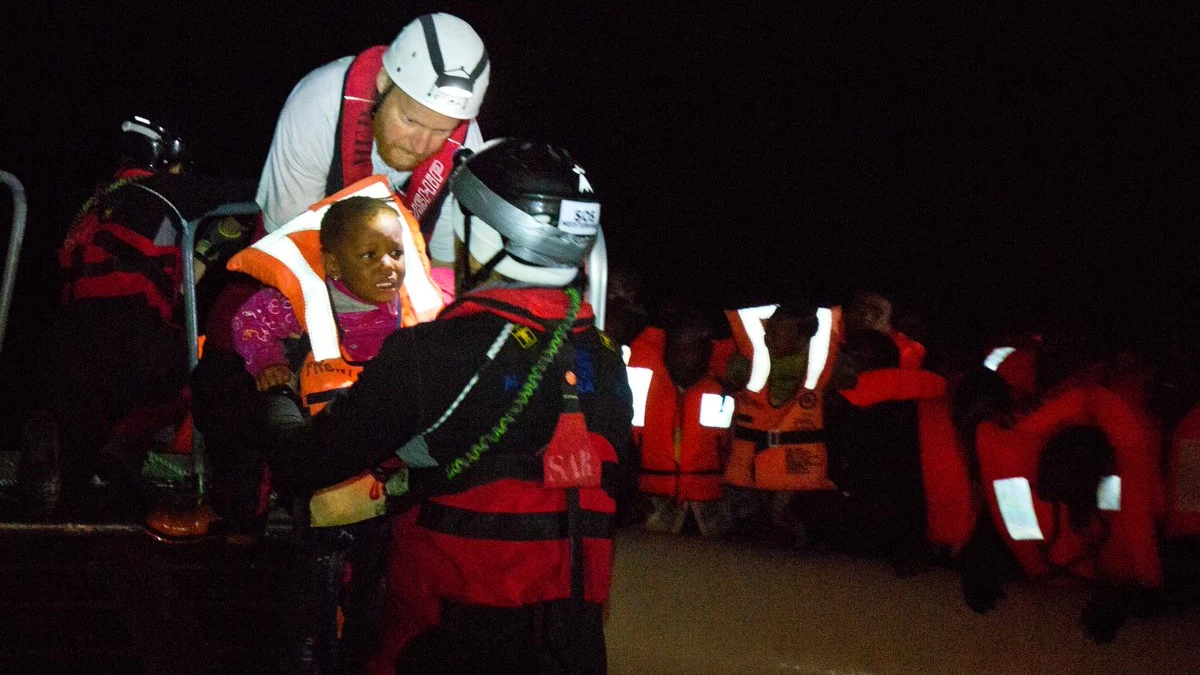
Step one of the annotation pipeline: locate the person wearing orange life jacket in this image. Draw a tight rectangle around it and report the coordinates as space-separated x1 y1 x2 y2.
966 373 1164 643
822 329 948 576
40 114 255 507
629 305 734 537
257 12 489 302
721 303 840 547
224 185 444 675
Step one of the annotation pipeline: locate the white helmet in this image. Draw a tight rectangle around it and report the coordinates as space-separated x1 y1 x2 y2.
381 13 490 120
452 139 601 289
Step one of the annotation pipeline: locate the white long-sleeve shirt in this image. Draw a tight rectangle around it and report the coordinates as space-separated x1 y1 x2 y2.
255 54 484 263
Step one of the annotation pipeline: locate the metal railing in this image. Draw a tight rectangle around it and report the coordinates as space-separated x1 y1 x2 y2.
0 171 27 356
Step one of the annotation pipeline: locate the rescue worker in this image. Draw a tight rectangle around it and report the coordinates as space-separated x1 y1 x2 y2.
265 139 632 675
722 303 841 548
256 12 489 278
629 305 733 537
40 114 254 513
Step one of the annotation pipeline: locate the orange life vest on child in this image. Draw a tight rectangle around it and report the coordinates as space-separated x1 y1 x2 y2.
227 175 444 364
976 385 1164 588
628 327 732 503
722 305 841 492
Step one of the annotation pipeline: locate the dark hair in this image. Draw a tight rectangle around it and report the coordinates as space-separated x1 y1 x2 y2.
841 328 900 372
319 196 398 252
768 304 820 339
1037 425 1116 531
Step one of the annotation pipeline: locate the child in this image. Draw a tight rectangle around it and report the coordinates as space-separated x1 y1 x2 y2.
233 195 405 396
231 195 406 675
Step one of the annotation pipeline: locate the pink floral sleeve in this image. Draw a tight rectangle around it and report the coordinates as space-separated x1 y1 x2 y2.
231 287 303 377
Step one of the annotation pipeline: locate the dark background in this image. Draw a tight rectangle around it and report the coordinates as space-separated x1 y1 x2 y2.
2 2 1198 360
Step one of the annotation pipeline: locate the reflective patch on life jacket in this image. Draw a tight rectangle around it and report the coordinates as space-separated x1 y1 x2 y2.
805 307 834 390
627 366 653 427
258 234 340 361
1097 475 1122 511
984 346 1017 371
736 304 777 394
698 393 734 429
993 477 1046 541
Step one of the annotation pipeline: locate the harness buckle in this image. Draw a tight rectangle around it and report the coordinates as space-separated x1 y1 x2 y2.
767 429 783 447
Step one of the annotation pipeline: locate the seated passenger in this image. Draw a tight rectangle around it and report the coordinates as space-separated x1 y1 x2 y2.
629 305 733 538
823 329 946 576
722 303 840 548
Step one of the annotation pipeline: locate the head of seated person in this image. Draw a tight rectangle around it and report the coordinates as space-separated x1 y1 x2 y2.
320 196 407 305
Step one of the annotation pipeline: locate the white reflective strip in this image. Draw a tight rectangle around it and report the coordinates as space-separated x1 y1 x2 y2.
621 344 631 366
993 477 1045 541
983 346 1017 371
698 393 735 429
627 367 653 427
737 305 778 393
805 307 834 390
1097 475 1121 511
258 236 340 361
391 202 443 319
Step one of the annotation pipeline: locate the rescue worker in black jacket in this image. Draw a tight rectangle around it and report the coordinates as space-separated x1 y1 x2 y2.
267 138 633 675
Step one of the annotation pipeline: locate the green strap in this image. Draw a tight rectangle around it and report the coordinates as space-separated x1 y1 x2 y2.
445 287 582 481
66 176 143 238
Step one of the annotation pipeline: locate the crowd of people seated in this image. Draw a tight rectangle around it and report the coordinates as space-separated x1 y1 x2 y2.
610 273 1200 644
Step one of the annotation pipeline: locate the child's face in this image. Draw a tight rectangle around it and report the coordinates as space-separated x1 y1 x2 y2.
325 210 406 304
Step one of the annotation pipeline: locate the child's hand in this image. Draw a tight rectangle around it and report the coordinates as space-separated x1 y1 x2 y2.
255 365 293 392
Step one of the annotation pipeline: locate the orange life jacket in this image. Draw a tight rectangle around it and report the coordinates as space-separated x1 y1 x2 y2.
1165 402 1200 538
889 329 926 369
917 395 977 553
976 385 1164 588
300 352 364 416
628 327 731 503
227 175 444 363
722 305 841 492
839 368 976 551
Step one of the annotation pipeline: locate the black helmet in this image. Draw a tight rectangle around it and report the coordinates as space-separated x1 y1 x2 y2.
119 115 188 172
451 139 600 287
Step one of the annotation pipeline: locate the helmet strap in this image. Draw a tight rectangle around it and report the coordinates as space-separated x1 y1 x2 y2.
457 212 507 294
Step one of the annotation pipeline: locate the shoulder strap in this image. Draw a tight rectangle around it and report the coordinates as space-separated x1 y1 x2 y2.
328 46 387 196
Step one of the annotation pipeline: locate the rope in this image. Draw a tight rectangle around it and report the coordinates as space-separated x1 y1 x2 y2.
445 287 581 481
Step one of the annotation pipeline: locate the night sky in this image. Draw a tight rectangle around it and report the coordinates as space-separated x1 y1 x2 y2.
2 3 1198 357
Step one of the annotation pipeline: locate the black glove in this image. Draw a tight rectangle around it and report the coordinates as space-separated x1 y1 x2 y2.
961 569 1005 614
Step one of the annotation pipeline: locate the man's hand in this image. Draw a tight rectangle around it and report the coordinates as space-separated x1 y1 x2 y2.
255 364 293 392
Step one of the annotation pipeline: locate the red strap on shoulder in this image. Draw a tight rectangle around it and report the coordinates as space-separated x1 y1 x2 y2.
337 46 388 191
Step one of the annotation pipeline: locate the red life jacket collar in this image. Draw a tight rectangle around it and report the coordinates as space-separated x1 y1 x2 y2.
440 287 595 331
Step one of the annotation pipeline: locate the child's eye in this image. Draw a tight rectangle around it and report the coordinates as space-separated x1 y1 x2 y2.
391 249 403 259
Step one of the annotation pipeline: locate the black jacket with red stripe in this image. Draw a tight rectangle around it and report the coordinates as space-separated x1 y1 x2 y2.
273 285 634 506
